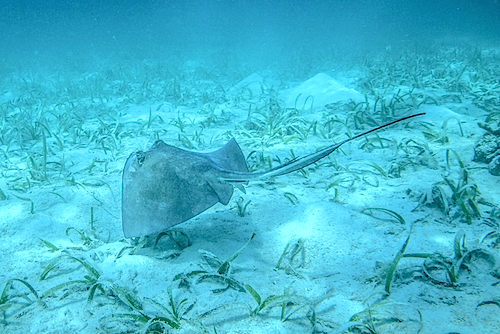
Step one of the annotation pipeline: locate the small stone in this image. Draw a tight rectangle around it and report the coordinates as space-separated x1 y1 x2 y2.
488 154 500 176
474 134 499 163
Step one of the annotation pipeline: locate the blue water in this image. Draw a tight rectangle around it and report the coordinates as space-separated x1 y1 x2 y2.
2 0 499 70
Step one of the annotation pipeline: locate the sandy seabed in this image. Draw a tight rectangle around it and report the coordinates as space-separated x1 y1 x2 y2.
0 44 499 333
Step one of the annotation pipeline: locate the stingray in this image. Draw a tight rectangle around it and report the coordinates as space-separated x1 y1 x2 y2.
122 112 424 237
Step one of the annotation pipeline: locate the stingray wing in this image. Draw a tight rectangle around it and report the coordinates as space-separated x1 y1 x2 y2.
202 138 249 174
121 140 246 238
199 138 249 204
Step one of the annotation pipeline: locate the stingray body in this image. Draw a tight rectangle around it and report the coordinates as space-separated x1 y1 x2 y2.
122 113 424 237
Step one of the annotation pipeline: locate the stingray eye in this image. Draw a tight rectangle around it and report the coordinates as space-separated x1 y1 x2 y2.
136 151 146 166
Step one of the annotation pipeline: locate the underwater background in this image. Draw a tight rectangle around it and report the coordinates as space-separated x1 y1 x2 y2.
1 0 499 333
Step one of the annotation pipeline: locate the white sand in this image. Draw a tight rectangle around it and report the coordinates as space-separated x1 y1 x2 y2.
0 54 499 333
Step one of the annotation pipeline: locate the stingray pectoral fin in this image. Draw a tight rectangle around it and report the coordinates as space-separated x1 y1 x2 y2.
207 180 234 205
122 177 222 237
203 138 249 173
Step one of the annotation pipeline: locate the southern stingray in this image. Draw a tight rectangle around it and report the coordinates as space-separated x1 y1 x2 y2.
122 113 424 237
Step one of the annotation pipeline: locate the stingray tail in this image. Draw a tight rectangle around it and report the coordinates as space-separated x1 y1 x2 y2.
221 112 425 182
